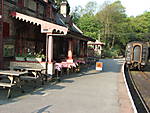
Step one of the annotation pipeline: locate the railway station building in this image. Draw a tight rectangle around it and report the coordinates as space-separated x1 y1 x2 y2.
0 0 95 75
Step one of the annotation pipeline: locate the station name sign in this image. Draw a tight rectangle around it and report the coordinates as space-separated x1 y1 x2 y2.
41 28 50 33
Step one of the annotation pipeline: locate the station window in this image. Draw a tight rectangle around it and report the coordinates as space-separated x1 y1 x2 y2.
17 0 24 7
11 0 17 2
3 22 9 38
38 3 44 16
29 0 36 11
9 0 18 4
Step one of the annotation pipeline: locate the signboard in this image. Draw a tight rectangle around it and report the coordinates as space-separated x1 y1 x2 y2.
41 28 49 33
96 62 103 71
3 39 15 57
3 44 15 57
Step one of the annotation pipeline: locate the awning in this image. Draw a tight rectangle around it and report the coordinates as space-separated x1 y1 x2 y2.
10 11 68 34
50 31 96 42
88 40 105 45
67 31 96 42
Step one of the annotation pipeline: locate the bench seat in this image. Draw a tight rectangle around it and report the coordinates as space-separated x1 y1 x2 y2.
0 82 15 88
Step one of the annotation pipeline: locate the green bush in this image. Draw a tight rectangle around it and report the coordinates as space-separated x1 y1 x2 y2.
103 48 119 58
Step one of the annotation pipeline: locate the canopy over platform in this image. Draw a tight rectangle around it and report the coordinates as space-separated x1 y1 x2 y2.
88 40 105 45
10 11 68 34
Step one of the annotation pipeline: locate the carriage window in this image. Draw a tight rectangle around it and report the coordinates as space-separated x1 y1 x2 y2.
133 46 141 62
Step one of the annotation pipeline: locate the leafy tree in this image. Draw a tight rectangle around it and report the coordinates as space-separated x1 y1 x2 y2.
84 1 97 15
71 5 84 24
129 12 150 42
71 1 97 24
71 1 100 40
96 1 127 49
71 0 150 57
77 14 101 40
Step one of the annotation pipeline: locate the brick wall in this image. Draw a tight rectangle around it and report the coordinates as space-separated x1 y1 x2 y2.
0 36 3 68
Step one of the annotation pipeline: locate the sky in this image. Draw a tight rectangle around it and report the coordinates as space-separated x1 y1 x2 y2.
68 0 150 17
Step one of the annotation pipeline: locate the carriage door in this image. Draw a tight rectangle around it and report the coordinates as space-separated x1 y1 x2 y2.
133 45 141 62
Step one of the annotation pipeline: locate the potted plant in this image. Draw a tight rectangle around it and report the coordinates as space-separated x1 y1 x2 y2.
15 53 26 61
26 53 45 62
35 53 45 62
26 54 36 62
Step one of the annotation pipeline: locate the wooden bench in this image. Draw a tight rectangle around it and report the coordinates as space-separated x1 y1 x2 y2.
0 82 15 88
0 70 28 98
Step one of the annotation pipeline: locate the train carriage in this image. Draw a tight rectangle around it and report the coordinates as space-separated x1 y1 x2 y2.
125 41 149 70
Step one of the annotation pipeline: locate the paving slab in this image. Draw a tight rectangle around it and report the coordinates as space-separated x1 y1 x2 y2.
0 59 133 113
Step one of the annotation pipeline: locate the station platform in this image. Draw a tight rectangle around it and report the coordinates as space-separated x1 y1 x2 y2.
0 59 134 113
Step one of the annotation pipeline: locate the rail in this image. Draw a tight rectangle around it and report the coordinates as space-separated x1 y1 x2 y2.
125 65 150 113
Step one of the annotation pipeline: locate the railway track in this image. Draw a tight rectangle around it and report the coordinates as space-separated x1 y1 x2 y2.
124 64 150 113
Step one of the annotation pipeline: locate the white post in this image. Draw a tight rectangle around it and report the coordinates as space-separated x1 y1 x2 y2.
67 39 73 63
47 35 54 75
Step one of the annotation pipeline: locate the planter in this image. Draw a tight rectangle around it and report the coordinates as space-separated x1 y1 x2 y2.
15 57 25 61
26 57 42 62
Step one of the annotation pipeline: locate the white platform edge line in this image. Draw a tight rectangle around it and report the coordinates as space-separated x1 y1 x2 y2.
122 62 138 113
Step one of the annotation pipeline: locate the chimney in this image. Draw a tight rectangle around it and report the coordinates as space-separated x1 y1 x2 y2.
60 1 67 17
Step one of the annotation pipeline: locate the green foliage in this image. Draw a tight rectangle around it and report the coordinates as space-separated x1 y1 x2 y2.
129 12 150 42
54 0 62 6
71 6 84 24
35 53 46 59
96 1 127 49
16 53 27 57
103 48 119 58
84 1 97 15
26 53 45 59
77 15 101 40
71 0 150 58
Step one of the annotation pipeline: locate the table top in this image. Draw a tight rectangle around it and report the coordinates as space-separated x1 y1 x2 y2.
0 70 28 76
12 66 45 71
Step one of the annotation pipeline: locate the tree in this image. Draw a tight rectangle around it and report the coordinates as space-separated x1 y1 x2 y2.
71 5 84 24
77 14 101 40
129 12 150 42
96 1 127 49
84 1 97 15
71 1 150 57
71 1 97 24
71 1 100 40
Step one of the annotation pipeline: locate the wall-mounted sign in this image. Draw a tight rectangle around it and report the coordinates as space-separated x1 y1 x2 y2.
3 44 15 57
41 28 49 33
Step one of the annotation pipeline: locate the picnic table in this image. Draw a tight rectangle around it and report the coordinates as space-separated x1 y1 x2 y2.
11 66 47 84
54 62 78 76
0 70 28 98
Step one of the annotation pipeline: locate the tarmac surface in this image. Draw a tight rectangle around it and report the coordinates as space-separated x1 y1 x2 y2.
0 59 134 113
